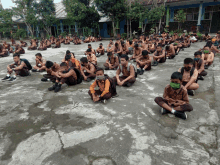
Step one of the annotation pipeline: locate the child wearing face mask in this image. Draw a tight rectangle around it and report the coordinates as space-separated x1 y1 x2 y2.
154 72 193 120
193 51 207 81
88 68 117 104
178 58 199 96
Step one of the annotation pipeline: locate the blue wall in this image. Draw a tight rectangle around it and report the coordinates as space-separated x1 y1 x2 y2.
120 19 125 34
100 23 110 38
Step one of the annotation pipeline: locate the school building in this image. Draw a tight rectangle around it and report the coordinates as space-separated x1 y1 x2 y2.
11 0 220 38
99 0 220 38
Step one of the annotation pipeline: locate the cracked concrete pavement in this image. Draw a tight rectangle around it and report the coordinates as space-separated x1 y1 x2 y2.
0 40 219 165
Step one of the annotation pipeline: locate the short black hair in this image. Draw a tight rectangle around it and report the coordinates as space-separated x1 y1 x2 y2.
65 54 71 61
165 45 170 50
157 44 162 48
134 44 138 47
142 50 148 56
60 62 68 67
99 43 103 45
184 58 194 64
87 48 91 52
80 57 88 63
120 54 129 61
66 50 70 55
35 53 42 57
194 51 202 56
115 43 119 46
45 61 54 68
129 40 133 44
107 52 112 56
13 53 20 58
96 68 104 73
88 44 91 46
171 72 182 80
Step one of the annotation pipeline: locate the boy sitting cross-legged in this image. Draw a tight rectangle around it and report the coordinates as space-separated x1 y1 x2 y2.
154 72 193 120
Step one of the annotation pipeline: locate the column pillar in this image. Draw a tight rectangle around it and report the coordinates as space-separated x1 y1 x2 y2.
166 6 170 27
197 1 203 32
60 20 63 33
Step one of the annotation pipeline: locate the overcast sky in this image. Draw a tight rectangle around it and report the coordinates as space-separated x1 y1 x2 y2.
2 0 62 9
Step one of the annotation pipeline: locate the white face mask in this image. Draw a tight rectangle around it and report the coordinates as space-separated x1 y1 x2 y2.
96 75 105 80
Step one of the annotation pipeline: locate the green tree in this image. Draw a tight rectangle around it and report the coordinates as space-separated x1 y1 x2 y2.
63 0 100 34
174 9 186 30
0 9 13 38
13 0 38 37
95 0 126 37
146 4 165 33
35 0 56 36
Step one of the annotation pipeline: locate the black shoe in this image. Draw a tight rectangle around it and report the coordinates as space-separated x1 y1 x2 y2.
8 77 16 81
204 65 209 69
140 69 144 75
197 76 204 80
101 99 107 104
2 76 11 80
161 108 170 115
41 77 49 82
175 52 178 55
181 48 184 51
126 83 132 87
137 69 141 75
133 59 136 62
32 69 38 72
112 94 119 98
187 90 195 96
48 84 57 91
105 67 109 70
154 61 158 66
174 111 187 120
86 78 92 82
54 85 61 93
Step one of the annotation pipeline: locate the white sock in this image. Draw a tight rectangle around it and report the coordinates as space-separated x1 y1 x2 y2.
13 75 16 78
7 74 10 77
171 108 176 114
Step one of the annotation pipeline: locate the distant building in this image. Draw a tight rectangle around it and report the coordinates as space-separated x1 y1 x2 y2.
11 0 220 38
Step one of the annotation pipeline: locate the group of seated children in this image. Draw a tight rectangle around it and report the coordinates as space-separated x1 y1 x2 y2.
1 31 216 120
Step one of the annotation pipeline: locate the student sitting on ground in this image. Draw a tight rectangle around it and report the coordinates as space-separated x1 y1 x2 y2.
154 72 193 120
85 44 96 55
80 57 96 82
0 45 9 57
107 40 114 53
113 54 136 87
136 50 152 75
152 44 166 66
178 58 199 96
203 47 214 69
88 68 117 104
104 52 119 70
2 53 31 81
28 39 37 50
130 44 142 61
32 53 46 72
193 51 207 81
48 62 78 93
41 61 60 82
165 44 175 59
96 43 105 56
86 48 97 65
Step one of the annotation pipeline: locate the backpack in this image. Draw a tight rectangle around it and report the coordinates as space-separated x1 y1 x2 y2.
96 74 117 96
73 68 83 84
67 68 83 84
20 59 32 70
180 67 195 77
119 63 137 78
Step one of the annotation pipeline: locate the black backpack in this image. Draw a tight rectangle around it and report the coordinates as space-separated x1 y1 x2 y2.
20 59 32 70
73 68 83 84
181 67 195 77
97 74 117 97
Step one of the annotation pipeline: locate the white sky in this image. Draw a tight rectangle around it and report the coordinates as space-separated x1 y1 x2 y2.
2 0 62 9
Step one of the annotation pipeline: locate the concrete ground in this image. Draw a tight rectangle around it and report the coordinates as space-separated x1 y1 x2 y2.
0 40 219 165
